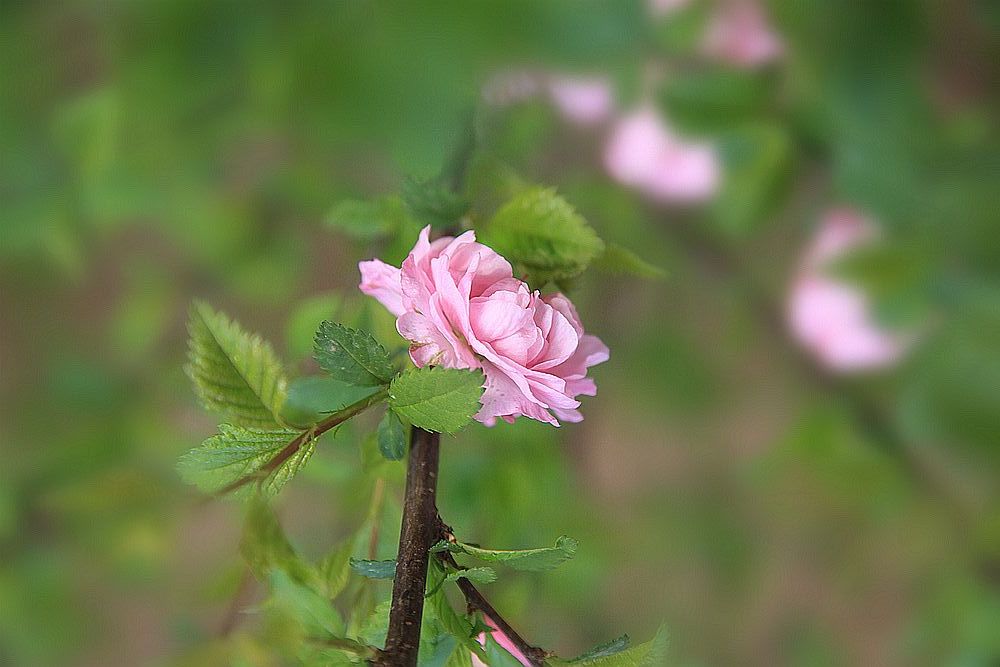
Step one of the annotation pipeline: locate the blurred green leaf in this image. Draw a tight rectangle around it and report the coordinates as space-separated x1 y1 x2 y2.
326 196 410 240
593 243 667 280
378 409 407 461
314 321 395 386
177 425 310 496
432 535 578 571
318 538 357 601
186 301 289 428
283 376 383 426
479 187 605 286
710 123 794 237
240 497 319 587
349 558 397 579
402 176 470 230
389 367 484 433
660 69 773 134
285 293 343 361
268 568 345 637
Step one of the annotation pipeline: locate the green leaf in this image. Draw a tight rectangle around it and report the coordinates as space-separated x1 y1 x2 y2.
389 367 484 433
268 568 345 637
443 567 497 586
350 558 397 579
401 176 470 229
479 187 605 286
283 376 383 426
565 635 630 662
314 321 394 386
186 301 288 428
318 539 356 600
325 196 408 240
176 424 311 496
377 409 407 460
483 634 527 667
594 243 667 280
241 497 299 579
559 626 669 666
444 644 474 667
439 536 578 571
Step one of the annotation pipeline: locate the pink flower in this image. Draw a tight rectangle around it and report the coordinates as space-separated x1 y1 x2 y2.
603 106 719 204
471 614 531 667
787 209 912 372
359 227 608 426
701 0 784 69
546 75 614 126
648 0 692 18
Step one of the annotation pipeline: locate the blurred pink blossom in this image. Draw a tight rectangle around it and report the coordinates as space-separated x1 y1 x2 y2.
787 209 912 372
360 226 608 426
481 70 543 106
470 614 531 667
603 106 720 203
648 0 692 18
547 75 614 126
702 0 783 68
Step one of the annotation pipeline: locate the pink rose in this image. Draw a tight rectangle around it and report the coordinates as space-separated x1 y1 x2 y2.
470 614 531 666
701 0 783 69
787 208 913 372
603 106 720 204
359 227 609 426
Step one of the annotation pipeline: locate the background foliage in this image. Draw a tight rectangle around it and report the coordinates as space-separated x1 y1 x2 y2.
1 1 998 665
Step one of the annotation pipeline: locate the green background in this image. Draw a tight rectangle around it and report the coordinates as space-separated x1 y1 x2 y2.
2 1 998 665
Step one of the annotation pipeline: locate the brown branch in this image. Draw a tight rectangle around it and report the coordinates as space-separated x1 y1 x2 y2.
372 427 441 666
434 527 548 667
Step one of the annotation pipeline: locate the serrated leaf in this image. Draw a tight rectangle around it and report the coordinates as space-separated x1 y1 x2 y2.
283 376 383 426
377 409 407 460
389 367 484 433
186 301 288 428
566 635 630 663
325 196 408 240
314 321 394 386
444 536 578 571
594 243 667 280
350 558 397 579
176 424 312 496
480 187 605 286
401 175 470 229
557 626 669 666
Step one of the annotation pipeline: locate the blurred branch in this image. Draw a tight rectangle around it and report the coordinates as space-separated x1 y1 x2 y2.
217 568 255 638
